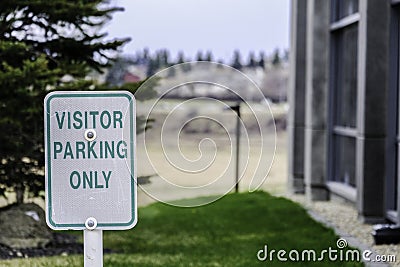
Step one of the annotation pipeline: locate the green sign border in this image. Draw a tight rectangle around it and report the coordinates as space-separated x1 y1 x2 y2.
45 92 136 229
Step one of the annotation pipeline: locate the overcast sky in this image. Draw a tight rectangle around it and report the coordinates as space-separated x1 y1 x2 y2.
104 0 290 62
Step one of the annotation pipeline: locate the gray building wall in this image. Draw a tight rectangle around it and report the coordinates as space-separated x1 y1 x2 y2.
289 0 391 222
288 0 307 194
304 0 330 201
355 0 389 223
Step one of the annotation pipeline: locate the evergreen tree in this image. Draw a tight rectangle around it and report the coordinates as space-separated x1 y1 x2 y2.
258 51 265 69
177 51 185 64
0 0 133 203
160 49 170 67
106 56 135 86
231 50 243 70
196 50 204 61
272 48 281 66
205 51 213 62
155 52 162 69
247 51 256 68
146 58 157 77
176 51 191 72
141 47 150 64
283 49 290 62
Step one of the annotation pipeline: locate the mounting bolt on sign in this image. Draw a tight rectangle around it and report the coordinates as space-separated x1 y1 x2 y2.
85 217 98 230
44 91 137 267
85 129 96 141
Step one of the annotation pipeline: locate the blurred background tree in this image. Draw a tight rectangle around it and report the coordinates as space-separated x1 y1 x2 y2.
272 48 281 66
105 56 136 86
0 0 155 204
247 51 257 68
231 50 243 70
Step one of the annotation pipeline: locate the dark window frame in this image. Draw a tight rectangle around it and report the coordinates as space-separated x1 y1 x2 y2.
328 0 359 193
331 0 359 22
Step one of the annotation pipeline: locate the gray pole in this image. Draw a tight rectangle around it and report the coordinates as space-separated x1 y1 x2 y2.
231 102 241 193
84 229 103 267
84 217 103 267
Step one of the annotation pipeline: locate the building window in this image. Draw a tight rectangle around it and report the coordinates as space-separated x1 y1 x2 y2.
331 0 359 22
335 136 356 186
329 0 359 187
333 24 358 128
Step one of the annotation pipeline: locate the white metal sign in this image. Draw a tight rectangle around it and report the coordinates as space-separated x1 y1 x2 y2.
44 91 137 230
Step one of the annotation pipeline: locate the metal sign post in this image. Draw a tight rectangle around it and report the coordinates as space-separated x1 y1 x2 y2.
44 91 137 266
84 229 103 267
230 102 241 193
84 217 102 267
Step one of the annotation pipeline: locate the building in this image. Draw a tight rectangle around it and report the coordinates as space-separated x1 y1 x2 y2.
288 0 400 226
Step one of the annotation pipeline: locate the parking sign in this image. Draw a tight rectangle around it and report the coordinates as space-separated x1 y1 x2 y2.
44 91 137 230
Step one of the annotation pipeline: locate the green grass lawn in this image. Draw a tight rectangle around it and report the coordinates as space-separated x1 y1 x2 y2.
2 192 363 266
